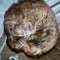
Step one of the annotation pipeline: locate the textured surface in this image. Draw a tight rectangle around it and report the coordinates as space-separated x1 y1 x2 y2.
4 0 58 57
0 0 60 60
